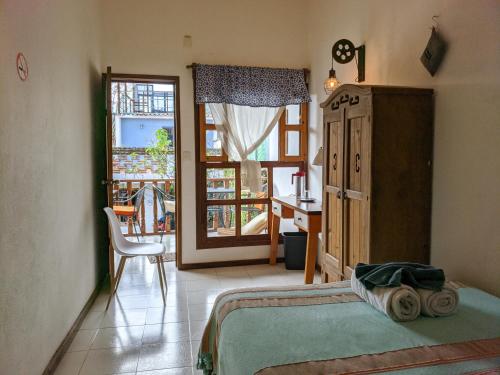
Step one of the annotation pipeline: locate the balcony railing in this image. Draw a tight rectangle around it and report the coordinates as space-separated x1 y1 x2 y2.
114 177 234 236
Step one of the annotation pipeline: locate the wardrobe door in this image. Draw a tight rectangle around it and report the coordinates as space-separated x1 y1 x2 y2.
343 97 371 279
322 108 344 281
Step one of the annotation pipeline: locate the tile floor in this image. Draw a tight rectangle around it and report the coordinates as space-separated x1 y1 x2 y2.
55 256 320 375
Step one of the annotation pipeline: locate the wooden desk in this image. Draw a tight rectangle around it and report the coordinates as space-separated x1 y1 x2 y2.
269 196 322 284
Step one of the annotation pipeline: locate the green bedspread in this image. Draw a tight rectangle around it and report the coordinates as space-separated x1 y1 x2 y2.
197 281 500 375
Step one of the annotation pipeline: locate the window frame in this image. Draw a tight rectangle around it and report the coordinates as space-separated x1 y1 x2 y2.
195 103 308 249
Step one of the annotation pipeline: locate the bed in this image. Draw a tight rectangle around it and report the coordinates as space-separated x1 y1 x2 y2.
197 281 500 375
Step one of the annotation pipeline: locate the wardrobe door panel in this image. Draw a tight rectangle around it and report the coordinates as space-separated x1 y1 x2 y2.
344 109 371 277
328 119 342 187
322 114 344 280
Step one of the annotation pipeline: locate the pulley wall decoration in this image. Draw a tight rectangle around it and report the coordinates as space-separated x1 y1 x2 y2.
324 39 365 94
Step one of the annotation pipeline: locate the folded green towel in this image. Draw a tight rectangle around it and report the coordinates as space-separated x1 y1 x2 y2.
355 262 445 291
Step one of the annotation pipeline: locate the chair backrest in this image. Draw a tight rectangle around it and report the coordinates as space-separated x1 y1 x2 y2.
103 207 131 255
133 187 145 214
153 185 166 216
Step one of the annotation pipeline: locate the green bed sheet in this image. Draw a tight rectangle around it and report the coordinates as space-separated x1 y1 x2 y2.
197 282 500 375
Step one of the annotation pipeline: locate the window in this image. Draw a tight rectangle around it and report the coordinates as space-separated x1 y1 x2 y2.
196 103 308 249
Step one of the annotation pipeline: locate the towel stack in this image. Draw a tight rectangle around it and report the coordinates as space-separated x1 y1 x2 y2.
351 262 459 322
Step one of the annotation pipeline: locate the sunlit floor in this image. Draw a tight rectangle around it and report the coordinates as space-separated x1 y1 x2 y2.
54 256 320 375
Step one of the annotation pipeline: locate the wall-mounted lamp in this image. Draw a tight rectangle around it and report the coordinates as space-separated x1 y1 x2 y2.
324 39 365 95
312 147 323 166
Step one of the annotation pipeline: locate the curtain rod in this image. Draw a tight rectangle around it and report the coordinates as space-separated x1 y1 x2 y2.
186 63 310 74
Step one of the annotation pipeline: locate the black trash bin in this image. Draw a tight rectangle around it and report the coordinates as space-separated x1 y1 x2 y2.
283 232 308 270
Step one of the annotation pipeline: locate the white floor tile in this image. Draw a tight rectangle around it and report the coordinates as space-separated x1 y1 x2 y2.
145 306 189 324
67 329 98 352
91 326 145 349
137 341 192 371
80 311 105 330
99 308 147 328
188 304 213 322
186 289 222 305
55 254 321 375
188 320 207 341
54 350 88 375
184 279 221 292
137 367 193 374
109 294 152 309
142 322 191 344
217 276 254 289
79 347 140 375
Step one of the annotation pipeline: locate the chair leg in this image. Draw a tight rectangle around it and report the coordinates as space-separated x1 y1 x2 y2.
106 256 127 310
156 256 166 305
160 256 168 289
133 219 140 242
114 256 127 294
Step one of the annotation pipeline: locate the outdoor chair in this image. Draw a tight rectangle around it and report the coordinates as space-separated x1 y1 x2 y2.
112 187 145 242
153 185 175 243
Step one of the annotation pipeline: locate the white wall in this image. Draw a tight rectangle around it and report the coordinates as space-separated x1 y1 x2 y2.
0 0 104 373
306 0 500 295
101 1 500 295
100 0 309 264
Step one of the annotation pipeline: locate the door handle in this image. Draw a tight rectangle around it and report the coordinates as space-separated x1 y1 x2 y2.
355 153 360 172
332 153 337 170
101 179 119 185
336 191 341 199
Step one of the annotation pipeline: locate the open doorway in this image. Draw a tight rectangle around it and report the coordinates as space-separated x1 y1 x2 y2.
104 69 182 284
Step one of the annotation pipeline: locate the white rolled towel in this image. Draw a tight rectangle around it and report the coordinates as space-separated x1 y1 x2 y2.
351 273 421 322
416 283 459 317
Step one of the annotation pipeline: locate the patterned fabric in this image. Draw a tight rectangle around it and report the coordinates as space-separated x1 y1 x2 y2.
256 338 500 375
194 64 310 107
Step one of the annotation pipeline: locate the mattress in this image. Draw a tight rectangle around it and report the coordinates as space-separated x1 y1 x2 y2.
197 281 500 375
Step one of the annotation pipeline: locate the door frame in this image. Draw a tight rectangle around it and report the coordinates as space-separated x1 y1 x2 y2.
104 70 183 281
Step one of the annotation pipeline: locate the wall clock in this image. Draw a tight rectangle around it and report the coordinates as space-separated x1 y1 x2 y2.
16 53 29 81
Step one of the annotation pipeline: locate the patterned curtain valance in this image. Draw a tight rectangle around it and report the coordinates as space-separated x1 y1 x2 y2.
194 64 311 107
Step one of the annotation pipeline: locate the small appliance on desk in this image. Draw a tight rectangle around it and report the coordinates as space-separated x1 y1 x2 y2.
291 171 315 202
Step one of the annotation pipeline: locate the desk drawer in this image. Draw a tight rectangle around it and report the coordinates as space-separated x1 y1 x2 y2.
271 202 282 217
294 211 309 230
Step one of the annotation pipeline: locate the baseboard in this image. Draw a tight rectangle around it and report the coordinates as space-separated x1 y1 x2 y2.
43 276 106 375
179 257 284 270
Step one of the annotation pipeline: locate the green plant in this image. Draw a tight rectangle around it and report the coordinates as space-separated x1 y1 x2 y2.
146 128 174 177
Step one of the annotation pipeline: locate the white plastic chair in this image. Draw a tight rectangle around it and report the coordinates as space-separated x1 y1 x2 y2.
104 207 167 309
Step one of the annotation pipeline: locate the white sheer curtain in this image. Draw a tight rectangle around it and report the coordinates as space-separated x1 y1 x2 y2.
208 103 285 192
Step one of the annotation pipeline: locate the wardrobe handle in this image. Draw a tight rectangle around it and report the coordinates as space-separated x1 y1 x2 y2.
332 153 337 170
340 95 349 103
355 153 360 172
349 96 360 106
336 191 341 199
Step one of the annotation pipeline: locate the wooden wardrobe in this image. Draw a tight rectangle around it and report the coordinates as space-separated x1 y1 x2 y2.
320 85 434 282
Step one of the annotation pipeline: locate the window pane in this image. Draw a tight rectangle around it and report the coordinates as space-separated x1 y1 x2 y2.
286 104 301 125
241 204 268 235
205 104 215 124
207 205 236 237
241 168 268 199
285 131 300 156
207 168 235 200
272 167 299 196
206 130 222 157
247 125 279 161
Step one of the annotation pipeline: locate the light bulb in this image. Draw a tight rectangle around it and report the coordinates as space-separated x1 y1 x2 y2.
324 69 341 95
